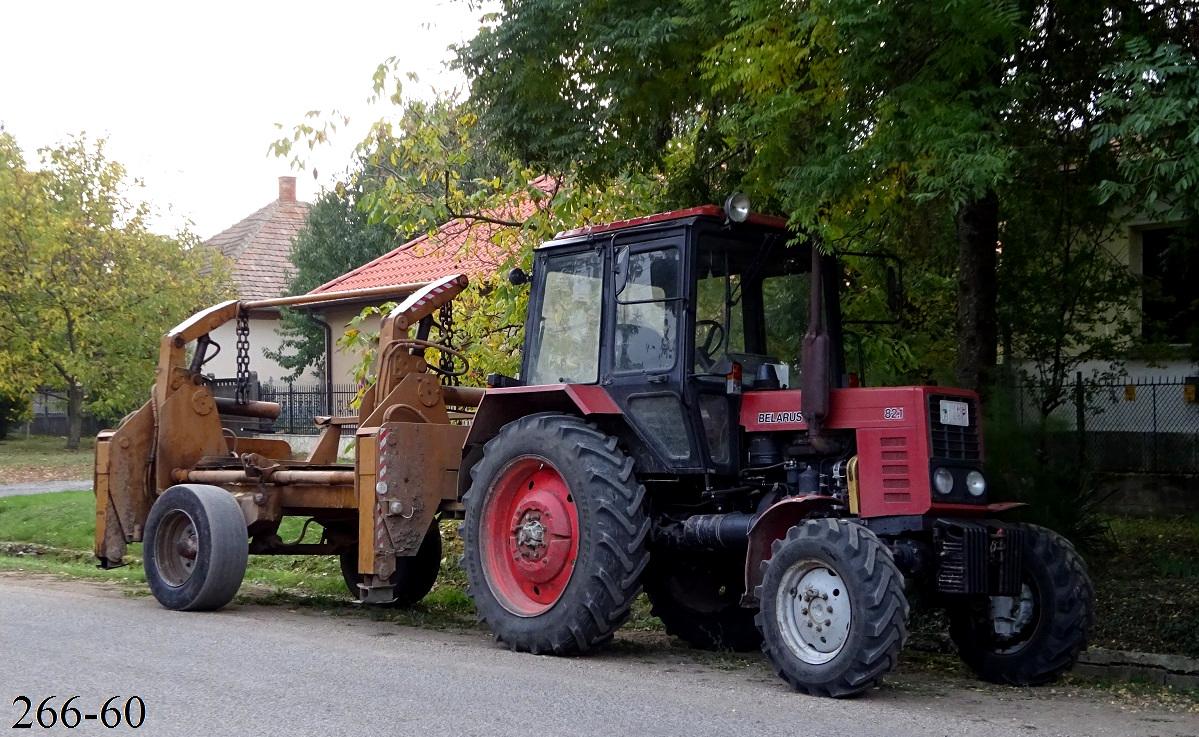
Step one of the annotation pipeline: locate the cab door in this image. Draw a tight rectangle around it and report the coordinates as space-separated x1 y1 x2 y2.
602 235 702 473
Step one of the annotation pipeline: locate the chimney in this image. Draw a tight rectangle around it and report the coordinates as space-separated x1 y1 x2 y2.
278 176 296 203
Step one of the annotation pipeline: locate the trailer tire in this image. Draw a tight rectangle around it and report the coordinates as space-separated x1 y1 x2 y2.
143 484 248 611
462 413 650 655
947 524 1093 685
339 520 442 607
643 550 762 652
755 519 908 697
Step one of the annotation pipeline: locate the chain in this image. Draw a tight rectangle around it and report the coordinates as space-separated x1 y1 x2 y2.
235 308 251 404
437 302 460 386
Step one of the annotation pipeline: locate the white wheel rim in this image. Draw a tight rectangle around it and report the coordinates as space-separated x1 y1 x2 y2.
775 559 851 665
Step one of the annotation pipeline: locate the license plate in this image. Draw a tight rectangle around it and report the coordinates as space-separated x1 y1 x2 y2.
939 400 970 427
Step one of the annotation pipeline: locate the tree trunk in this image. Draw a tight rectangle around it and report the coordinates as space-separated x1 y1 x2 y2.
66 383 84 451
955 191 999 398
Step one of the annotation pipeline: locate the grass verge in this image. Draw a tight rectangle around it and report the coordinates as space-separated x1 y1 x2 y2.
0 436 95 483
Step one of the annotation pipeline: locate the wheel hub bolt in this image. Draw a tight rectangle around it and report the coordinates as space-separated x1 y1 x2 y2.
825 619 832 626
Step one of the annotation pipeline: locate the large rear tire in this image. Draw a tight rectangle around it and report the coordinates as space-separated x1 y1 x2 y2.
755 519 908 697
340 520 443 607
462 413 650 655
947 524 1093 685
143 484 248 611
643 550 762 652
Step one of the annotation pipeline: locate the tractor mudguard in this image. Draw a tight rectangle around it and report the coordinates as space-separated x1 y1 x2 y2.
459 385 624 497
741 494 839 606
465 384 622 447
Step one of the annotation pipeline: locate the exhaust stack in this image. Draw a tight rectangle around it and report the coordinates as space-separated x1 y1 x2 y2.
801 242 830 438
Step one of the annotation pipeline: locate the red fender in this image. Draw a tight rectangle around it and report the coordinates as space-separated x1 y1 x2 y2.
741 495 839 606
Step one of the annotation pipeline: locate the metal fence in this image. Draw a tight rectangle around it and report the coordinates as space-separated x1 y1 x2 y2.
209 377 360 435
1015 374 1199 474
257 382 360 435
14 388 105 437
15 381 361 439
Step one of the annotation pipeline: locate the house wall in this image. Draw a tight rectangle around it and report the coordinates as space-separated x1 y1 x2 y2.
201 319 305 385
1013 215 1197 382
322 306 381 384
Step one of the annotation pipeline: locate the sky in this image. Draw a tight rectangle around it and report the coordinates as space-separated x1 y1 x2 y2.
0 0 489 238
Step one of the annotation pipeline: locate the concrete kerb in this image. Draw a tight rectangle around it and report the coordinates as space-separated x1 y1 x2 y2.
1073 648 1199 689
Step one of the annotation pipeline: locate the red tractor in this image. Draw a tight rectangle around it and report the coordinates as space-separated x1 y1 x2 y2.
95 197 1092 699
458 198 1093 696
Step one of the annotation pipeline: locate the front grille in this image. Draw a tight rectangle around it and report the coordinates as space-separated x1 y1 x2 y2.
936 521 989 594
991 525 1024 596
928 394 981 460
935 520 1025 596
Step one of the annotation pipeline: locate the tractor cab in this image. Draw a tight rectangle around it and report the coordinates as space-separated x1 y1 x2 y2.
517 206 843 476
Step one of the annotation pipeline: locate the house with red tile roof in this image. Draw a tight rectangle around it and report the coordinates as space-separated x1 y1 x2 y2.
310 180 548 382
200 176 310 382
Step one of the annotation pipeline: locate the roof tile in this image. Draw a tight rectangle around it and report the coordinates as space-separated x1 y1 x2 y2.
202 198 310 300
310 179 552 294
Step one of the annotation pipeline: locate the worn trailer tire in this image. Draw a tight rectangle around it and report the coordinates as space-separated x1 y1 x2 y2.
947 524 1093 686
755 519 908 698
643 550 762 652
143 484 248 611
461 413 650 655
340 520 443 607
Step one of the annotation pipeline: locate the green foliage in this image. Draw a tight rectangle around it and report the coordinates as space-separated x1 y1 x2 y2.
981 384 1112 557
273 85 662 382
1094 40 1199 222
0 389 30 441
265 179 399 380
456 0 1195 390
0 132 232 447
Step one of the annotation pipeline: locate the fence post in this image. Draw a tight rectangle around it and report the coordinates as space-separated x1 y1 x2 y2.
1152 383 1158 473
288 382 295 435
1075 371 1086 468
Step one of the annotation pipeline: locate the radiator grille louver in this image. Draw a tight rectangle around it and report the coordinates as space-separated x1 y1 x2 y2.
928 394 981 461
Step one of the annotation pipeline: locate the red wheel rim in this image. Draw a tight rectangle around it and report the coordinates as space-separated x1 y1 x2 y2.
481 457 580 616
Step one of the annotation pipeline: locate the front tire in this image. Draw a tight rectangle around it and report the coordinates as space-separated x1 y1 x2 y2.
462 413 650 655
947 524 1093 685
755 519 908 697
143 484 248 611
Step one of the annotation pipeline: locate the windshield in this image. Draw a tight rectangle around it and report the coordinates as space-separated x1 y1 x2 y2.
526 250 605 384
694 232 811 387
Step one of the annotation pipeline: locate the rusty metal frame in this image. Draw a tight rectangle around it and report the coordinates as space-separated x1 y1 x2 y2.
94 276 478 597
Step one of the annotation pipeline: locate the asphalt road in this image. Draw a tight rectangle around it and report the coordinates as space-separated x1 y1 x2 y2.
0 480 91 497
1 576 1194 737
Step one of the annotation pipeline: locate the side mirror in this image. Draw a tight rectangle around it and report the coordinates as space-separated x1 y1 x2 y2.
508 267 530 286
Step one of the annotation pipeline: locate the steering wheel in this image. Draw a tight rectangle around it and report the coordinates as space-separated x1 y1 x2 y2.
695 320 726 371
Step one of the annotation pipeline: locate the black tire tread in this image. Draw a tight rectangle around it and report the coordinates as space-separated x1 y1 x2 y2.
755 519 908 698
949 523 1093 686
143 484 248 612
339 520 442 607
462 413 650 656
643 552 763 652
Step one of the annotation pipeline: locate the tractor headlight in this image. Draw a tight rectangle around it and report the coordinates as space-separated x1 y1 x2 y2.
724 192 751 222
933 467 954 495
966 470 987 498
